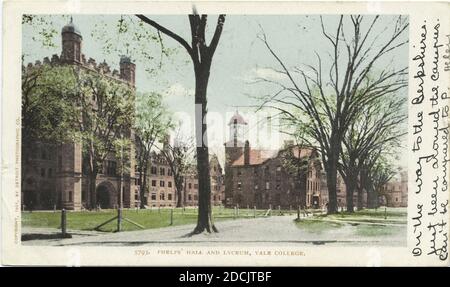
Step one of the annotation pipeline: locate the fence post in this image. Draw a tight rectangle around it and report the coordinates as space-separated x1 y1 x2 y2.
247 205 250 217
278 205 281 215
297 206 300 221
289 205 292 215
234 206 237 219
254 206 256 218
384 207 387 220
61 209 67 237
117 208 122 232
53 204 56 213
170 208 174 225
269 204 272 216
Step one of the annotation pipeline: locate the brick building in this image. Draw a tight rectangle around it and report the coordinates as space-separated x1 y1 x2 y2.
136 152 225 208
22 19 137 210
224 112 328 209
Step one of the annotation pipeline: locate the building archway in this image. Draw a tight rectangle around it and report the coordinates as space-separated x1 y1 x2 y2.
96 181 116 209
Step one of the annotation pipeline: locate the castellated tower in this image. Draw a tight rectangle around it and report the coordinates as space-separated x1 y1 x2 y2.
61 17 82 63
120 56 136 86
22 19 138 210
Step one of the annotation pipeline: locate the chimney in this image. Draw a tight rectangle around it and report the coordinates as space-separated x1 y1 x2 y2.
120 56 136 86
244 140 250 165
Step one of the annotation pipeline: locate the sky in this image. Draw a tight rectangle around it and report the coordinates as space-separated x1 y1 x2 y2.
22 15 409 168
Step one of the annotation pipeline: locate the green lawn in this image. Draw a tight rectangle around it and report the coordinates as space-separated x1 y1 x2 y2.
295 208 407 237
22 207 270 232
294 219 344 234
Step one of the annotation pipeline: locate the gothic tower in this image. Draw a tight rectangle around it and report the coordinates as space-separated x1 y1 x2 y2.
61 17 82 63
120 56 136 86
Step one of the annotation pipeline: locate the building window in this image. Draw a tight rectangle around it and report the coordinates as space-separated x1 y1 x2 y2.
168 193 172 200
194 184 198 189
160 193 165 200
106 160 117 176
213 195 217 201
41 168 45 177
188 194 192 201
58 155 62 171
160 181 165 187
151 193 156 200
264 166 270 176
168 181 172 188
151 180 157 187
151 166 157 174
396 197 398 202
168 169 172 176
160 167 165 176
189 183 192 189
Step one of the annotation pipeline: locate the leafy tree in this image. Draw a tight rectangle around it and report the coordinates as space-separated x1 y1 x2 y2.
70 68 135 209
134 92 172 208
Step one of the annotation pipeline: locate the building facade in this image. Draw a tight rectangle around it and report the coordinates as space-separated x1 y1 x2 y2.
136 153 225 208
22 20 137 210
224 112 328 209
224 112 406 210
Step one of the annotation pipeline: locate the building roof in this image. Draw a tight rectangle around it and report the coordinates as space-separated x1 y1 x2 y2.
230 145 315 167
228 111 248 126
62 17 82 37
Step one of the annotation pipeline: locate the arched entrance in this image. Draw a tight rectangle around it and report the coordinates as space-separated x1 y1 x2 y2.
96 181 115 209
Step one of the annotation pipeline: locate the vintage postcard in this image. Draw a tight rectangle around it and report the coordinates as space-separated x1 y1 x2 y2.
1 0 449 266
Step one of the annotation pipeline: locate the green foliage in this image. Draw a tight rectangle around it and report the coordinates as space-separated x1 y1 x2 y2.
22 64 79 145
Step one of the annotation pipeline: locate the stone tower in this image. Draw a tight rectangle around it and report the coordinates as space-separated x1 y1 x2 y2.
120 56 136 86
61 17 82 63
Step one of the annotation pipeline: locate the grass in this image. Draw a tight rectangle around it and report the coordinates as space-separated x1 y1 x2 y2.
354 224 404 237
295 219 344 234
295 207 407 237
21 207 271 232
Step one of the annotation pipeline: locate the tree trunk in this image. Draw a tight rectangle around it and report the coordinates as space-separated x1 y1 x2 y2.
192 63 217 234
88 171 97 210
139 165 148 208
175 176 183 208
356 185 364 210
344 177 355 213
325 152 339 214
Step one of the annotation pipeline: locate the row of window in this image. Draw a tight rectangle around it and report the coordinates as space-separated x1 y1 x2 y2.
40 168 53 178
150 166 173 176
151 180 173 187
307 180 319 192
150 193 173 201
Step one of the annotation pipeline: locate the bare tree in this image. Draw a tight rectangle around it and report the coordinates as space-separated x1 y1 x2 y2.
158 127 195 208
135 12 225 233
338 94 406 212
257 15 408 214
